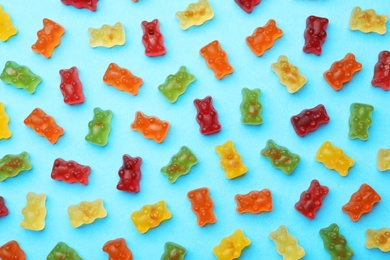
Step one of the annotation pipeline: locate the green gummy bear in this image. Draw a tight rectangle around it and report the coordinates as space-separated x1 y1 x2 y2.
158 66 196 103
240 88 263 125
161 146 198 183
320 223 354 260
261 139 300 174
348 103 374 141
47 242 83 260
0 61 41 94
85 107 112 146
0 152 32 181
161 242 186 260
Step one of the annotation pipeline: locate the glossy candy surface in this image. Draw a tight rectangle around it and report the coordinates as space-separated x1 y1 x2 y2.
131 200 171 233
103 63 143 96
320 223 354 260
348 103 374 140
215 140 247 179
372 51 390 90
61 0 98 11
32 18 64 58
213 229 250 260
200 40 233 79
103 238 133 260
0 61 41 94
366 228 390 252
88 22 125 48
303 16 328 55
316 141 354 176
240 88 262 125
194 96 221 135
176 0 214 30
130 111 169 143
20 192 46 231
187 187 216 226
349 7 388 34
161 242 186 260
59 66 85 105
377 148 390 171
141 19 166 57
271 55 306 93
117 155 142 193
295 180 328 219
51 158 91 185
270 225 305 260
0 102 11 139
0 196 8 217
47 242 82 260
0 240 26 260
234 0 261 13
291 104 329 137
0 5 17 41
161 146 197 183
235 189 272 214
261 139 300 174
85 107 112 146
68 198 107 228
0 152 32 182
246 19 282 56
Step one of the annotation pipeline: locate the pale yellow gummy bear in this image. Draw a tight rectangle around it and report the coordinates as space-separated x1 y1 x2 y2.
269 225 305 260
176 0 214 30
0 102 11 139
131 200 171 234
316 141 354 177
349 7 388 35
215 140 247 179
20 192 46 231
0 5 17 42
366 228 390 252
377 149 390 172
88 22 125 48
68 198 107 228
213 229 251 260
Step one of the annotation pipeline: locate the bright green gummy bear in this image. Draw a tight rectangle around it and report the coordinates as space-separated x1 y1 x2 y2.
348 103 374 141
261 139 300 174
161 146 198 183
158 66 196 103
240 88 263 125
0 152 32 181
47 242 83 260
0 61 41 94
320 223 354 260
85 107 112 146
161 242 186 260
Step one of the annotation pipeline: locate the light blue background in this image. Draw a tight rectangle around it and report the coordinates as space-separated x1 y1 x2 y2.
1 0 390 259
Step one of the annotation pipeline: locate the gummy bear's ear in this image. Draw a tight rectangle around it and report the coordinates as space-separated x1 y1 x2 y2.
194 99 200 106
254 89 260 95
332 224 339 232
179 66 186 73
205 96 212 103
269 19 276 27
141 21 148 27
152 19 158 25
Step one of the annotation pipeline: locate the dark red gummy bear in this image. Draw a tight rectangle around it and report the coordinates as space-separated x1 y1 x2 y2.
234 0 261 13
372 50 390 91
290 104 330 137
117 155 142 193
59 66 85 105
0 196 8 217
51 158 91 185
60 0 98 11
141 19 166 57
295 180 328 219
303 16 329 56
194 96 221 135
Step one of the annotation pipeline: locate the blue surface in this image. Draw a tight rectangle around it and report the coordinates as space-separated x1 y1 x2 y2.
1 0 390 259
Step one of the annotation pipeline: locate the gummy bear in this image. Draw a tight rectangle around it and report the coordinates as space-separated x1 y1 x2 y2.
0 152 32 182
47 242 83 260
200 40 233 80
31 18 64 58
59 66 85 105
0 5 17 41
24 108 64 144
187 187 216 226
51 158 91 185
213 229 251 260
303 16 328 55
348 103 374 141
323 53 362 91
366 228 390 252
176 0 214 30
235 189 272 214
349 7 388 35
0 61 41 94
61 0 98 11
131 200 171 233
88 22 125 48
130 111 169 143
117 154 142 193
290 104 330 137
342 184 381 222
246 19 283 57
377 148 390 171
103 238 132 260
85 107 112 146
0 240 26 260
261 139 300 174
0 196 8 217
215 140 247 179
316 141 354 176
158 66 196 103
161 146 198 183
103 63 143 96
372 51 390 90
20 192 46 231
271 55 307 93
68 198 107 228
240 88 263 125
161 242 186 260
295 180 328 219
141 19 166 57
320 223 354 260
234 0 260 13
194 96 221 135
270 225 305 260
0 102 11 139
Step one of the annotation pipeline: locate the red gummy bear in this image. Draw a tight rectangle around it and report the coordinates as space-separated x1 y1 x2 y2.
103 238 133 260
51 158 91 185
0 196 8 217
372 50 390 91
187 187 216 226
59 66 85 105
61 0 98 11
290 104 330 137
234 0 261 13
141 19 166 57
194 96 221 135
303 16 329 56
235 189 272 214
117 155 142 193
0 240 26 260
295 180 329 219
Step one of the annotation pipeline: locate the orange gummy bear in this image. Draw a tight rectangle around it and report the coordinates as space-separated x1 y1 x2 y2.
235 189 272 214
200 40 233 80
24 108 64 144
246 19 283 57
323 53 362 91
187 187 216 226
31 18 65 58
0 240 26 260
103 238 133 260
130 111 169 143
103 63 143 95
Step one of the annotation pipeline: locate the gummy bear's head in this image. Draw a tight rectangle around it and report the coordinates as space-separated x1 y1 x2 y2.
194 96 212 113
142 19 159 36
132 112 148 128
244 88 260 102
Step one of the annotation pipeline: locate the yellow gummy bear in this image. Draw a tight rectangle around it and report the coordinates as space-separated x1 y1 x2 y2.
349 7 388 35
68 198 107 228
0 102 11 139
377 149 390 172
215 140 247 179
0 5 17 42
271 55 307 94
213 229 251 260
20 192 46 231
366 228 390 252
316 141 354 177
269 225 305 260
88 22 125 48
131 200 171 234
176 0 214 30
